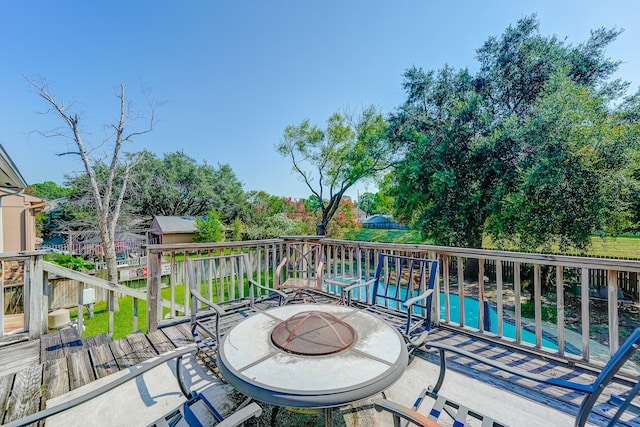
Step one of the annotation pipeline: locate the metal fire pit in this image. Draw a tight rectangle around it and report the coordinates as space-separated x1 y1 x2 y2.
271 310 355 356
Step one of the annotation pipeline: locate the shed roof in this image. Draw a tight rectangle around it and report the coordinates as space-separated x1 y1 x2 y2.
150 215 200 234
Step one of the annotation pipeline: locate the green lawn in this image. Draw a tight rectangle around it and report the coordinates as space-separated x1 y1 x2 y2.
578 236 640 259
344 228 426 244
71 275 270 340
347 228 640 259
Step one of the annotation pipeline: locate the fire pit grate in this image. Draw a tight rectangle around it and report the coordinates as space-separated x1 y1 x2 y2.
271 310 355 356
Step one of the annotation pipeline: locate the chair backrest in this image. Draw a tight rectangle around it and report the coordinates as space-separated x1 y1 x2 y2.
275 241 324 290
186 253 254 311
575 327 640 426
371 253 438 324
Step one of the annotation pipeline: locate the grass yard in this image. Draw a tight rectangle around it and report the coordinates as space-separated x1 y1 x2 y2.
347 228 640 259
344 228 426 244
70 275 271 340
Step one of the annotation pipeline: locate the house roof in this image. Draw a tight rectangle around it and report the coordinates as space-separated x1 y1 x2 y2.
79 232 147 244
150 215 200 234
0 144 27 189
362 214 395 224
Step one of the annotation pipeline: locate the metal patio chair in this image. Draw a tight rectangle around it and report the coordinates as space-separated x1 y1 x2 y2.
375 327 640 426
187 253 286 371
274 240 325 303
344 253 439 354
4 346 263 427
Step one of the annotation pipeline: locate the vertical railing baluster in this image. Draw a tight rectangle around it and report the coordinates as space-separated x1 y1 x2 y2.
581 267 590 361
607 269 619 355
556 266 565 355
132 297 138 333
457 257 465 328
478 258 485 333
496 260 503 338
534 264 542 348
514 262 521 344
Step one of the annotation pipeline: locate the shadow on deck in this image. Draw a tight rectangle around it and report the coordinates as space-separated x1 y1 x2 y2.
0 292 638 426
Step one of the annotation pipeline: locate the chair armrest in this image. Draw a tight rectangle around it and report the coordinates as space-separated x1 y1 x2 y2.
374 399 442 427
191 288 226 316
248 278 288 299
344 278 376 305
217 402 262 427
344 278 376 292
274 256 288 287
403 288 434 309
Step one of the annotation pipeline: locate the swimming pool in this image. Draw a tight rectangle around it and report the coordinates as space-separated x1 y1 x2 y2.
323 279 558 350
442 293 558 350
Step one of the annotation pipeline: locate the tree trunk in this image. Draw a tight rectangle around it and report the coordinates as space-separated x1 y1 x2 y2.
316 222 327 235
98 220 119 311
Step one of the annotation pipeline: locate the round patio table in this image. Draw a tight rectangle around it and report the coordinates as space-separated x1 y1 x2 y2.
217 303 408 425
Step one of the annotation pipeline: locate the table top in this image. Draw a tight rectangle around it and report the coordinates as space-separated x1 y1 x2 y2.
217 303 408 409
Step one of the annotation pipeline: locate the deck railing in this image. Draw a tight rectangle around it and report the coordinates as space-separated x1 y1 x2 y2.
5 237 639 367
0 251 45 340
1 251 152 341
146 237 640 366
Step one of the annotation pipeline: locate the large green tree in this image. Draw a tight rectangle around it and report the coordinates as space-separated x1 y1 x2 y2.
129 151 247 224
277 106 393 235
27 181 73 200
388 15 640 251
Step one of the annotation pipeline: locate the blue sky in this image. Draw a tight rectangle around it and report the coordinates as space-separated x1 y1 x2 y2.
2 1 639 199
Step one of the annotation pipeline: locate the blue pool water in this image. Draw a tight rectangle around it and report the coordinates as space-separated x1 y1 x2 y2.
442 293 558 350
323 279 558 350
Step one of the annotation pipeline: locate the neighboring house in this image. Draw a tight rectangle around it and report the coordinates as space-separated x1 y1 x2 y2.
361 214 410 230
0 188 44 252
0 144 43 252
149 215 200 244
353 207 368 224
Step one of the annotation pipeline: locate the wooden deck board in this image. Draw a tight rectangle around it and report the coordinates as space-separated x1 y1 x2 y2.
3 365 42 424
126 333 158 362
82 334 112 347
0 340 40 377
161 325 193 348
109 338 136 370
0 373 15 424
147 330 177 354
40 332 63 362
59 328 84 355
41 358 69 408
67 349 95 390
89 343 119 379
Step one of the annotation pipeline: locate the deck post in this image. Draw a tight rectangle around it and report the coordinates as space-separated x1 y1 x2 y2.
77 282 84 337
132 297 138 333
146 249 162 333
28 254 46 339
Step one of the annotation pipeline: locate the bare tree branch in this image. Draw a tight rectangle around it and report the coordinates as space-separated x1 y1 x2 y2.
26 76 159 294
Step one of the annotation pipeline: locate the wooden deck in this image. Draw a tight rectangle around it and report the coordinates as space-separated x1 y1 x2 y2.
0 294 638 426
0 324 194 425
418 327 639 426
